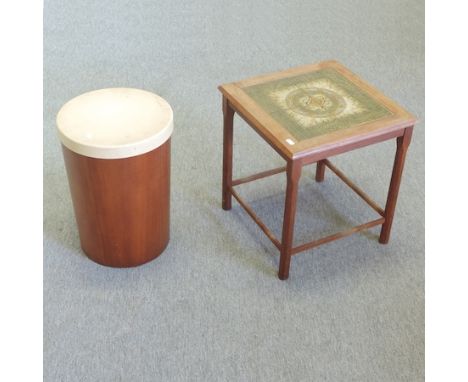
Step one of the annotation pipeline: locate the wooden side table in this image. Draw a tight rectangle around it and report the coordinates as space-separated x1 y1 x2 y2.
218 60 416 280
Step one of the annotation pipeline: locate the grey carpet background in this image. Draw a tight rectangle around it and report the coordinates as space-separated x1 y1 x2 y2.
44 1 424 381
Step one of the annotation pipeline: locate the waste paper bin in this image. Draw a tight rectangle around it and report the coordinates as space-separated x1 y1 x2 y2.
56 88 173 267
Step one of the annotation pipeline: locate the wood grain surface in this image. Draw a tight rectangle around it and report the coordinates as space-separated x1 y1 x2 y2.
62 140 171 267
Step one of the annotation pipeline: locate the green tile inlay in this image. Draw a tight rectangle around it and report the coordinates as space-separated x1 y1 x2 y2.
244 68 392 141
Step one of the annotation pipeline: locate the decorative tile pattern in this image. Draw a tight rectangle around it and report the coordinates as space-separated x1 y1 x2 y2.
244 68 392 141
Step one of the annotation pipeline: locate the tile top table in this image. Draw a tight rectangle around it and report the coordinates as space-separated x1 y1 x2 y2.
219 60 416 280
219 60 415 162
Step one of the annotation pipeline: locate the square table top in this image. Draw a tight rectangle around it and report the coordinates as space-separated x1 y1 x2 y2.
218 60 416 160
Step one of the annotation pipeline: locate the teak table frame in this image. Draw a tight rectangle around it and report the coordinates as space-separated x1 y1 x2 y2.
219 61 415 280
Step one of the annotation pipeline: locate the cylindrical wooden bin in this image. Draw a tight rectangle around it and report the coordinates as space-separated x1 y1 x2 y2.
56 88 173 267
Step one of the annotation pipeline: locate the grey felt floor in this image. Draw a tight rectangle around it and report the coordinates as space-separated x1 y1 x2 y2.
44 1 424 381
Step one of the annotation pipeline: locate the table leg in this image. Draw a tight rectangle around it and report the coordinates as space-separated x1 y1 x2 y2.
315 160 326 182
379 127 413 244
279 160 302 280
222 96 234 210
